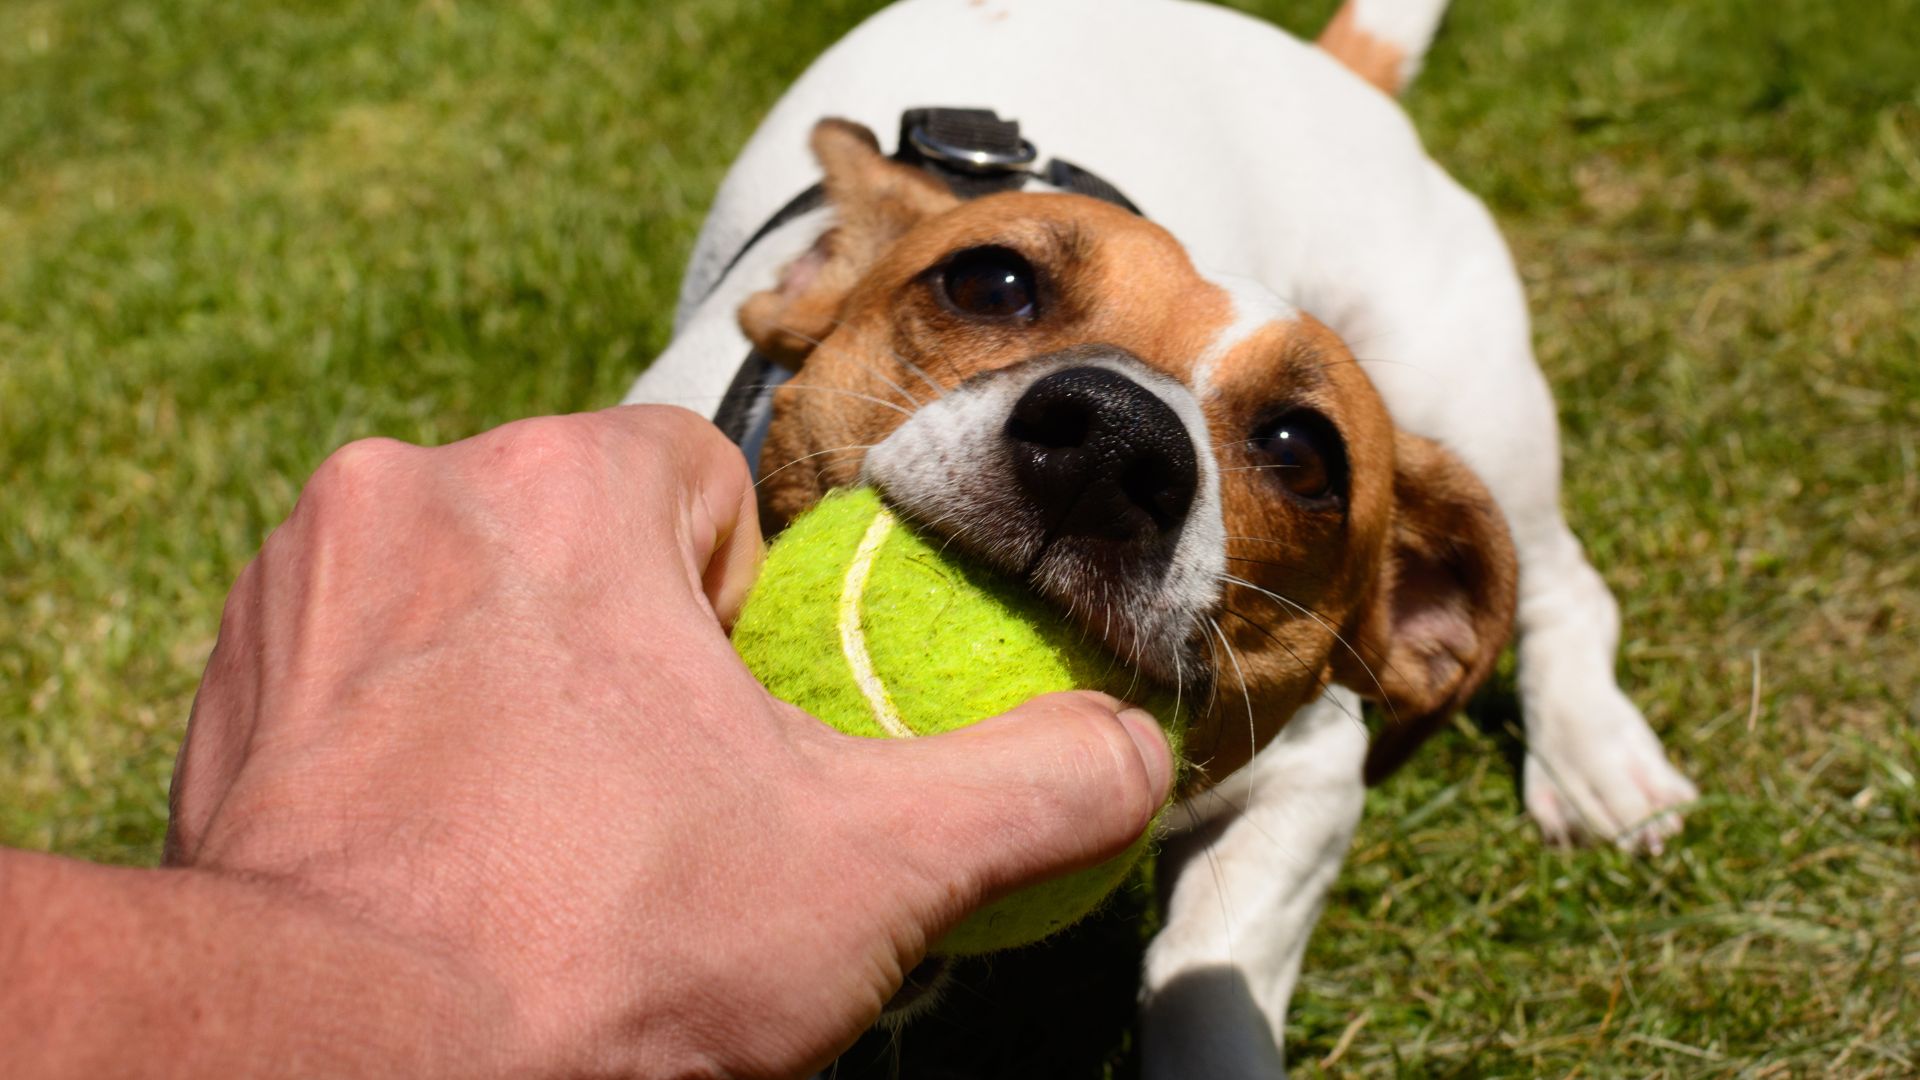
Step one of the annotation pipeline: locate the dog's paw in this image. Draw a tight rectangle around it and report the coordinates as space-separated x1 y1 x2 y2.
1522 684 1698 854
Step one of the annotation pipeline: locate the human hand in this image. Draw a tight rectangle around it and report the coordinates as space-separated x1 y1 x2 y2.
163 405 1172 1077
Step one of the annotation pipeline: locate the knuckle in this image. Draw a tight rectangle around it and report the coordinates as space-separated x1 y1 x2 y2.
470 417 613 533
624 406 742 488
634 402 722 448
306 437 413 503
479 415 603 482
467 417 626 571
289 438 418 541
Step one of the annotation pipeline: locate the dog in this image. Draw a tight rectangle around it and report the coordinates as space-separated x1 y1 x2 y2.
624 0 1699 1070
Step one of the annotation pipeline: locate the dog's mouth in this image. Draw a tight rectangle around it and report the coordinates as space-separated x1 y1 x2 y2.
860 347 1225 692
879 496 1210 692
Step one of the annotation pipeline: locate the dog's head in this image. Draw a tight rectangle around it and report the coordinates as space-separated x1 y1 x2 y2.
740 119 1517 784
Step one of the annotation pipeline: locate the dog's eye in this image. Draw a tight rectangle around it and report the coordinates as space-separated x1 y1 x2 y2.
939 246 1037 319
1248 410 1346 506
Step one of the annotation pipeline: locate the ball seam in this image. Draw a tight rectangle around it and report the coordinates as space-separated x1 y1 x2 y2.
838 507 914 738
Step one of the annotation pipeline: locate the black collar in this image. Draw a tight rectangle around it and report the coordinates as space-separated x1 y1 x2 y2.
709 108 1144 468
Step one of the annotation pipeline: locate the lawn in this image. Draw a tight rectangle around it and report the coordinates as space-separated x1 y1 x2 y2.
2 0 1915 1075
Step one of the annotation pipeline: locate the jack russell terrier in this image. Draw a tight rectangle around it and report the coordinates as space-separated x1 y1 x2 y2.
624 0 1698 1070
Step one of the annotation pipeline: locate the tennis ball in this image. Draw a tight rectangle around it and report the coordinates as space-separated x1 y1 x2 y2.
731 486 1184 955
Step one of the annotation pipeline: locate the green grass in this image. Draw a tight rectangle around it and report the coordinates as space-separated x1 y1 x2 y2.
3 0 1915 1075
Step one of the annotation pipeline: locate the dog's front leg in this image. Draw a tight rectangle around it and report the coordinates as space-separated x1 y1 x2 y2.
1140 692 1367 1077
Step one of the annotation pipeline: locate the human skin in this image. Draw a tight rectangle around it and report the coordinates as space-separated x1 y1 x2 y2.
0 405 1173 1079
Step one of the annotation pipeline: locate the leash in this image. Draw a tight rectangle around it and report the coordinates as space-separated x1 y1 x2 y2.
706 108 1144 471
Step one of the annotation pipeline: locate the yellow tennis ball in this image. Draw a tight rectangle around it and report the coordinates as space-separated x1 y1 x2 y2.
731 486 1184 955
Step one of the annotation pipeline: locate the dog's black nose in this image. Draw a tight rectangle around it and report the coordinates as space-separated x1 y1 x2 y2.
1005 366 1198 541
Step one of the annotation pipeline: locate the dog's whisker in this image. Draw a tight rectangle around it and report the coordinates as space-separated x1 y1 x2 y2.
1101 583 1125 659
1308 354 1421 373
839 356 926 411
1326 321 1405 354
765 381 915 418
1117 587 1160 723
1194 777 1328 869
1194 609 1218 708
601 392 732 406
1219 605 1370 734
754 443 875 489
772 321 928 410
897 499 1025 576
1207 616 1259 814
1213 557 1351 626
1197 621 1224 771
1183 797 1237 968
1221 553 1341 590
1191 610 1237 771
1228 599 1382 745
1166 619 1193 751
1221 572 1405 722
1096 586 1132 689
883 343 948 401
1223 533 1293 546
899 368 946 401
812 458 863 491
1195 614 1221 717
1219 542 1349 589
821 313 949 401
924 510 976 561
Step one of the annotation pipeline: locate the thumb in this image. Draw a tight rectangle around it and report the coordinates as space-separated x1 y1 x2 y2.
844 691 1175 935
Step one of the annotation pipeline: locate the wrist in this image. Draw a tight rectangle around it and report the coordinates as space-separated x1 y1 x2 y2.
0 850 525 1078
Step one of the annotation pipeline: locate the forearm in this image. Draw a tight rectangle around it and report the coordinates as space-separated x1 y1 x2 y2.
0 850 516 1079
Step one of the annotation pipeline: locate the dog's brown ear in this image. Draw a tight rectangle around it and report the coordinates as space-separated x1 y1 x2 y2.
738 118 961 368
1334 431 1517 783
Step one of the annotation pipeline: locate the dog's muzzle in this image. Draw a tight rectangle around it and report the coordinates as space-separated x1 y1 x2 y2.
862 347 1225 683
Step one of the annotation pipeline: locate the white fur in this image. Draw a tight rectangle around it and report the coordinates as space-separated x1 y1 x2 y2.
1350 0 1453 87
1192 271 1299 401
1143 691 1368 1075
625 0 1698 1069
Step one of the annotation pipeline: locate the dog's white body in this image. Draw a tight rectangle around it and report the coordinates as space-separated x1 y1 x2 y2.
627 0 1695 1069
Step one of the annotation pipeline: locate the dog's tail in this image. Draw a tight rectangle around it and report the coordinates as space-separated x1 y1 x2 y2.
1317 0 1451 96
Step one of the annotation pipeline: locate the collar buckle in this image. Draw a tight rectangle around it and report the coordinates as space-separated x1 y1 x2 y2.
902 112 1039 175
896 108 1039 182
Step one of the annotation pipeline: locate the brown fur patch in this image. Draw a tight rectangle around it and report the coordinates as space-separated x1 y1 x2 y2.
1344 432 1518 781
1190 317 1401 779
1318 2 1407 96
